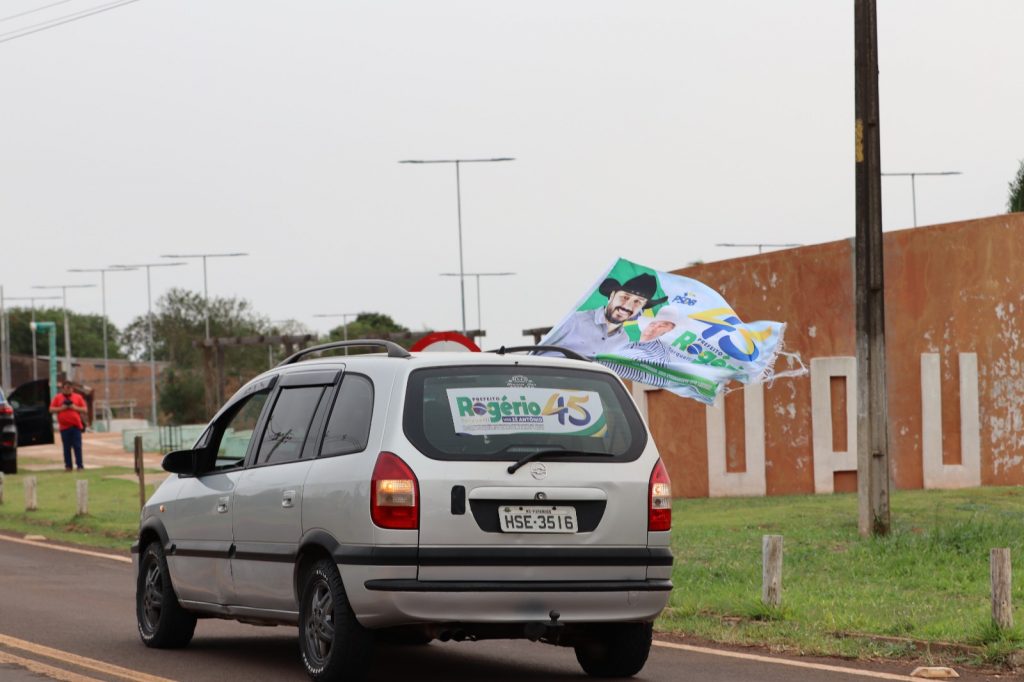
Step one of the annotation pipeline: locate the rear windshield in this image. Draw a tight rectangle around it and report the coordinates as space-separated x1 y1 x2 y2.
403 365 646 462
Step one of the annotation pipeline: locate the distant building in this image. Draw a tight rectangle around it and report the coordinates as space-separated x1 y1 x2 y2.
9 354 167 424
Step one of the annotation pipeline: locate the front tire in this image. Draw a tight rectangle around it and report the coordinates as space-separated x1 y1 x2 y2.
136 543 197 648
298 558 373 681
574 622 653 678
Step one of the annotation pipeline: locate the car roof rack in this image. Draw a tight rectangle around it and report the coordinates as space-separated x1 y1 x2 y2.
277 339 411 366
487 345 589 362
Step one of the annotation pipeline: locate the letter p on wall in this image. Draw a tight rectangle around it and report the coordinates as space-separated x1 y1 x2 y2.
811 357 858 494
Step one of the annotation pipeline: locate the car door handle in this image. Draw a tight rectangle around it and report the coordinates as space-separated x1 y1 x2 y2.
217 496 230 514
282 490 296 508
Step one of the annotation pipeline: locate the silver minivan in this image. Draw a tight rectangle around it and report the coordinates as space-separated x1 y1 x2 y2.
134 341 673 680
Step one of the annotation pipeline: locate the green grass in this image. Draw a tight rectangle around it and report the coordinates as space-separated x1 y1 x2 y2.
0 468 1021 665
658 488 1024 665
0 466 158 551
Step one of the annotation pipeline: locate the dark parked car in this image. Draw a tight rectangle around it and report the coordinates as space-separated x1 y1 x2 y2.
0 387 16 474
10 379 55 445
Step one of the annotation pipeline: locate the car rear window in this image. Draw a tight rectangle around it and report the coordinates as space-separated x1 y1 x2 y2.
403 365 646 462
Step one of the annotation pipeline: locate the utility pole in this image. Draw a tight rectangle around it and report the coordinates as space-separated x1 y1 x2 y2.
313 313 359 355
68 267 136 431
880 171 962 227
110 262 187 427
399 157 515 335
439 272 515 337
854 0 891 537
31 284 95 382
4 296 61 381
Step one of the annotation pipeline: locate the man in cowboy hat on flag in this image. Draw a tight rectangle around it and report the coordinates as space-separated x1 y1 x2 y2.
544 272 667 358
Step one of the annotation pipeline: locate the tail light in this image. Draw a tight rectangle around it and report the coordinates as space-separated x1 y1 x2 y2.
371 452 419 530
648 459 672 531
0 404 12 416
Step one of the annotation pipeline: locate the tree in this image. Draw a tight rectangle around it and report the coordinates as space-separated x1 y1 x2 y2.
121 289 278 422
325 313 414 351
121 288 268 372
1008 159 1024 213
6 306 123 360
158 367 208 425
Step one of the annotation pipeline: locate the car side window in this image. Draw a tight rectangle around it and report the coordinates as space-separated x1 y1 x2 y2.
254 386 325 466
320 375 373 457
212 390 271 470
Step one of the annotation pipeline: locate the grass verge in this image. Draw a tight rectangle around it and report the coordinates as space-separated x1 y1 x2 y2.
659 487 1024 667
0 466 158 551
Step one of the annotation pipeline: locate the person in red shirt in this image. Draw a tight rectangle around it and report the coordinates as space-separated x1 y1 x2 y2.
49 380 88 471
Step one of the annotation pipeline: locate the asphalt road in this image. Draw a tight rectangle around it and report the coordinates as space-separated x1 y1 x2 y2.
0 535 1004 682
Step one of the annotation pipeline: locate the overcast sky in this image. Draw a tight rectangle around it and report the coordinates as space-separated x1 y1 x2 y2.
2 0 1022 350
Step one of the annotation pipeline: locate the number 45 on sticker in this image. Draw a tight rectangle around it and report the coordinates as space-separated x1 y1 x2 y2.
542 393 591 426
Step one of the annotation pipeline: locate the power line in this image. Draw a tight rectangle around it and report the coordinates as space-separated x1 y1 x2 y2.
0 0 79 24
0 0 144 45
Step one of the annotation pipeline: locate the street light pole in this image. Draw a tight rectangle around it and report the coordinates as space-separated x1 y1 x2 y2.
400 157 515 335
160 252 248 341
111 262 187 427
881 171 962 227
313 313 359 354
68 267 137 431
31 284 96 382
5 296 61 381
439 272 515 338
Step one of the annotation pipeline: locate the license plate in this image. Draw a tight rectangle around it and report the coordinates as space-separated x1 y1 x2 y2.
498 505 578 533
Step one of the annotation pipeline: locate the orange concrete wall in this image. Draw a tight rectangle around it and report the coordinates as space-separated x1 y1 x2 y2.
649 213 1024 496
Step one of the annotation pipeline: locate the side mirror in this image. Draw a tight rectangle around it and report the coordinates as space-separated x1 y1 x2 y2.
162 449 201 475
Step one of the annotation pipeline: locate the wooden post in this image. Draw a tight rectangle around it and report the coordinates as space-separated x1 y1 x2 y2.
24 476 37 512
762 535 783 607
0 471 4 505
991 548 1013 629
135 435 147 511
76 479 88 516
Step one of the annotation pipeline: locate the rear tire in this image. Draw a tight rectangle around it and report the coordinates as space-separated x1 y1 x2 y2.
298 558 373 681
136 543 197 648
574 622 653 678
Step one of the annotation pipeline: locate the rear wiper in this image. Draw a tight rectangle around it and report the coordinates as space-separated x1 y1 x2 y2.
506 449 614 475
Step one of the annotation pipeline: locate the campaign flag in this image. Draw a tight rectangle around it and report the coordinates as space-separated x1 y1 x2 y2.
540 258 786 404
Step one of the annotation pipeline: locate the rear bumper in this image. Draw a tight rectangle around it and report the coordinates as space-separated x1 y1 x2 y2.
337 545 673 628
346 571 671 628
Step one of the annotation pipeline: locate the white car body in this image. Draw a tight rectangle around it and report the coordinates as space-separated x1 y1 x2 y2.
134 345 672 679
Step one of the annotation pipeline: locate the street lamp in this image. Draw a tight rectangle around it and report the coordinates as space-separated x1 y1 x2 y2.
110 262 187 427
4 295 61 380
881 171 962 227
313 313 359 354
68 266 137 430
399 157 515 334
439 272 514 338
160 252 248 340
31 283 96 381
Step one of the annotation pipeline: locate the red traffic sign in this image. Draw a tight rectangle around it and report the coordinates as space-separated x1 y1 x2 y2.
410 331 481 353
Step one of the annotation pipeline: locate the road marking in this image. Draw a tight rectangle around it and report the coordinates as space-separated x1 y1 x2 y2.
0 650 106 682
0 534 131 564
0 634 175 682
653 641 919 680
